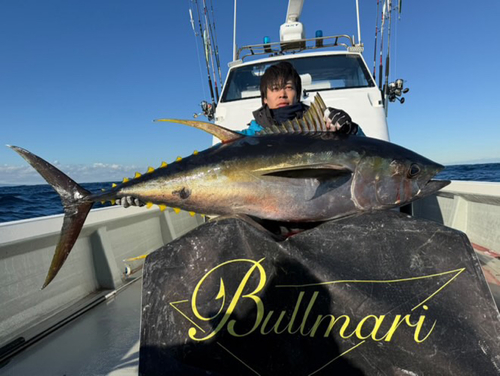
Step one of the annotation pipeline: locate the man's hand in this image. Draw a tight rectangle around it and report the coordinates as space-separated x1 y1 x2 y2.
116 196 145 208
324 107 354 133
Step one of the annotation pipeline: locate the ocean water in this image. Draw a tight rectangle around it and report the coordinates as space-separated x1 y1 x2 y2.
0 163 499 224
436 163 500 183
0 182 113 224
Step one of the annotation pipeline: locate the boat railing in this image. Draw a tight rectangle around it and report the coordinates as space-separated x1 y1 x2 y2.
235 34 363 63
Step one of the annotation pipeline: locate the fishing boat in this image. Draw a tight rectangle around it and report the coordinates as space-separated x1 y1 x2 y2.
1 0 499 374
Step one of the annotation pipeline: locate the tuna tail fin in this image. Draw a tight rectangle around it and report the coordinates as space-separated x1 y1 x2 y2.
7 145 94 289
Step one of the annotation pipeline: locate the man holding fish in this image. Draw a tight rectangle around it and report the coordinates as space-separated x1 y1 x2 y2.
118 62 359 209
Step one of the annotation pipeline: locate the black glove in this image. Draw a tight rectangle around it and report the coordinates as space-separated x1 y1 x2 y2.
323 107 357 134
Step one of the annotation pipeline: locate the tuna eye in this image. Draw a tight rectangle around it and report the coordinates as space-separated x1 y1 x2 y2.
407 164 421 178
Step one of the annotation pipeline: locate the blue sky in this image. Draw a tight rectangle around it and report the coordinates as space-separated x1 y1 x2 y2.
1 0 499 185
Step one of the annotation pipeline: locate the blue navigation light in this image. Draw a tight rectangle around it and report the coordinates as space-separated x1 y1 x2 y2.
315 30 324 47
263 36 270 44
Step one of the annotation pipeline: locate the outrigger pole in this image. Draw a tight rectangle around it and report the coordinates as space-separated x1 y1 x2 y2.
373 0 380 80
233 0 237 61
355 0 361 45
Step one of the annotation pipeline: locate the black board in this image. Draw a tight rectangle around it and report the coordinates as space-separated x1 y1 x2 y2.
139 212 500 375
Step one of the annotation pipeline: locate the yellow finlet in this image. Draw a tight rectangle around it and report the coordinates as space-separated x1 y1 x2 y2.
160 161 168 168
101 188 105 192
135 172 142 178
193 150 199 155
176 156 182 162
147 167 155 173
158 204 167 212
123 177 129 183
112 183 117 188
111 199 116 205
189 211 195 217
101 201 105 204
173 208 181 214
146 202 153 209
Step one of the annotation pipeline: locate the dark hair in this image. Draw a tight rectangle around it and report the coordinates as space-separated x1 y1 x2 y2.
259 62 301 105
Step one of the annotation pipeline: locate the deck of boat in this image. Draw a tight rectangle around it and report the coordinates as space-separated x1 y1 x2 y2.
1 277 142 376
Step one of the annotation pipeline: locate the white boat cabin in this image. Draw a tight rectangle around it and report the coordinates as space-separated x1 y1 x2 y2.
214 35 389 141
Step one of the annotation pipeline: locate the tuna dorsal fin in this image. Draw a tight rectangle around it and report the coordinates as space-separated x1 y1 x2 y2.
154 119 243 142
256 93 328 136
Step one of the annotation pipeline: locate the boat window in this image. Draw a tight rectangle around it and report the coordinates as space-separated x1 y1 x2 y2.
221 55 375 102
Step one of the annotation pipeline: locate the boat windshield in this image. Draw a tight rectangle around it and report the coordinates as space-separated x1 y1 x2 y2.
221 54 375 102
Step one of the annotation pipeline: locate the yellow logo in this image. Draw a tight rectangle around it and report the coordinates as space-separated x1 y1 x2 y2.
169 258 465 375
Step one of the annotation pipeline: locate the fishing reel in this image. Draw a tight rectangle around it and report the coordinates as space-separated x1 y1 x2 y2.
193 100 216 121
388 79 409 104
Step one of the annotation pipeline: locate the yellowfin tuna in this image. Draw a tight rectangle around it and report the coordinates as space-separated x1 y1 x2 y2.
8 94 449 288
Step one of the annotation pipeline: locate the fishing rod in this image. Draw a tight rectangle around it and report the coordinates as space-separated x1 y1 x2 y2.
193 0 216 119
203 28 219 103
388 1 409 109
383 0 392 116
378 0 409 114
188 6 208 103
202 0 220 102
378 0 387 90
207 0 223 91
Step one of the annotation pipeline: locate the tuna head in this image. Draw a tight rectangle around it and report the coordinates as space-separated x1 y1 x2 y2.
350 142 450 211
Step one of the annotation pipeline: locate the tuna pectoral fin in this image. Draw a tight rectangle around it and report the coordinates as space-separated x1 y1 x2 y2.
263 167 353 200
7 145 93 289
311 173 352 200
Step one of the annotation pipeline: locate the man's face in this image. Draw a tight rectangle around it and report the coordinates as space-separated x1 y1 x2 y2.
263 80 298 109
